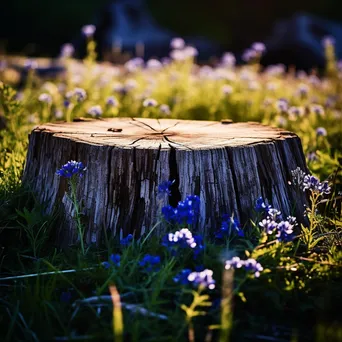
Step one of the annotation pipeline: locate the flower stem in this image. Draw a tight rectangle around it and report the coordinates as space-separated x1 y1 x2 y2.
70 177 85 255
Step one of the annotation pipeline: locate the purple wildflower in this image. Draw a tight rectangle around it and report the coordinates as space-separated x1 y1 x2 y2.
221 52 236 67
143 98 158 107
82 25 96 37
276 98 289 112
38 93 52 104
106 96 119 107
225 257 263 278
316 127 327 137
302 175 331 195
146 59 162 70
259 219 278 235
73 88 87 102
170 37 185 50
24 59 38 70
251 42 266 53
311 104 325 116
60 43 75 58
159 104 171 115
322 36 335 47
87 105 103 117
242 49 257 62
187 269 215 290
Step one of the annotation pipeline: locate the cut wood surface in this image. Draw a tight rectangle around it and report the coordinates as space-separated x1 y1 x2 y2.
23 118 308 246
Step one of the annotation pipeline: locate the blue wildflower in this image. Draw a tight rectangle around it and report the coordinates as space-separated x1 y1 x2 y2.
120 234 133 246
215 214 244 239
255 197 272 213
162 195 201 225
102 253 121 269
56 160 87 178
173 269 192 285
158 180 175 196
139 254 161 272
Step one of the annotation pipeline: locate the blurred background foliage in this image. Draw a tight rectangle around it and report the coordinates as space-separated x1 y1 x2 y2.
1 0 342 56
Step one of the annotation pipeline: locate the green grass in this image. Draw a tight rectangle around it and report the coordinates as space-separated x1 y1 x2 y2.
0 38 341 341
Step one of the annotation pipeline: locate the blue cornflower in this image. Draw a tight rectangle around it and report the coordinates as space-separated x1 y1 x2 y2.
102 254 121 269
60 291 72 303
56 161 87 178
158 180 175 196
161 205 177 222
173 268 192 285
215 214 244 239
120 234 133 246
162 195 201 225
255 197 271 213
139 254 161 272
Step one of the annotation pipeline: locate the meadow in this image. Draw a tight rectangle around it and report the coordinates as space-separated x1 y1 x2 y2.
0 30 341 341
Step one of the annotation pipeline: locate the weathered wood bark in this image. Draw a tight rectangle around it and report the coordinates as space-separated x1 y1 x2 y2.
23 118 308 246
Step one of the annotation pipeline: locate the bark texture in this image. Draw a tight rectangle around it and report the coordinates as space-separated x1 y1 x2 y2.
23 118 308 246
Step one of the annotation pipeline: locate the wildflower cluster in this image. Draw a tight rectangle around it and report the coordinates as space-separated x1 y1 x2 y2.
120 234 133 246
56 161 87 178
303 175 331 194
162 195 200 225
225 257 263 277
162 228 204 257
139 254 161 272
255 197 297 242
174 268 215 290
102 254 121 269
291 168 331 195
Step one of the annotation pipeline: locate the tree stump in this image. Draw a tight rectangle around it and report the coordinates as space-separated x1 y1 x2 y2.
23 118 308 246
